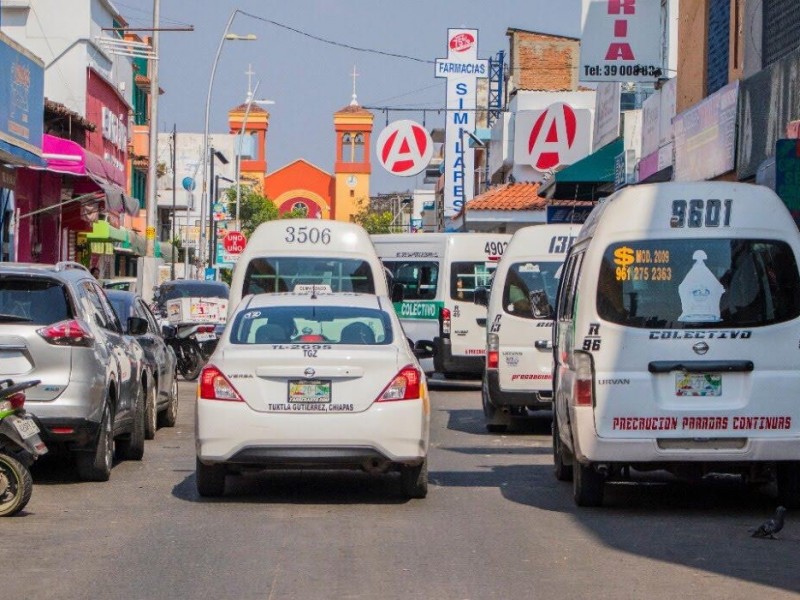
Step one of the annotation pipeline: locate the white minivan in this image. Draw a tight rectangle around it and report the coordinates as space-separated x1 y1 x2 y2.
477 224 580 431
229 219 389 316
553 182 800 507
373 232 511 379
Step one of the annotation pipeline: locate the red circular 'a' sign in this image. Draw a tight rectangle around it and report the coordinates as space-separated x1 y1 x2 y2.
223 231 247 255
376 120 434 177
527 102 578 171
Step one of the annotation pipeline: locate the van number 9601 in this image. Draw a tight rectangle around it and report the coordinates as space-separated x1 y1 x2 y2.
670 199 732 228
284 226 331 244
484 241 508 256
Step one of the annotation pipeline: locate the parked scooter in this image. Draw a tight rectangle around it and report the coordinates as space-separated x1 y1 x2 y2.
162 323 218 381
0 379 47 517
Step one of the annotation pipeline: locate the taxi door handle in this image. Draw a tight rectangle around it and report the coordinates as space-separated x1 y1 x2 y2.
476 318 487 327
535 340 552 351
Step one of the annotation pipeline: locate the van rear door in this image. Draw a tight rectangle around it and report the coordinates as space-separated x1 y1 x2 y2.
589 237 800 441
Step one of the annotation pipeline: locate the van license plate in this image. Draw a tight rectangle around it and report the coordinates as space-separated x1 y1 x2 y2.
675 373 722 397
288 380 331 403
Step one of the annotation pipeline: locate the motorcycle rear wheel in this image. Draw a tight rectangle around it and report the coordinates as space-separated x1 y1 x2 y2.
180 345 203 381
0 451 33 517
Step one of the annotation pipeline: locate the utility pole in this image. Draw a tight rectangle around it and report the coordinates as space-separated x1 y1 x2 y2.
170 124 176 280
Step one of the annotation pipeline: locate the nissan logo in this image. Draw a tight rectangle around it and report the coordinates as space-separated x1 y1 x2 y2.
692 342 709 356
304 367 315 378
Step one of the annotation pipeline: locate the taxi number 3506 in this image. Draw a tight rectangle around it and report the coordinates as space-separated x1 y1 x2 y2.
670 199 732 228
285 226 331 244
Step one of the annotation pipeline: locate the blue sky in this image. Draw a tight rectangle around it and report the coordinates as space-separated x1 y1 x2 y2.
117 1 584 194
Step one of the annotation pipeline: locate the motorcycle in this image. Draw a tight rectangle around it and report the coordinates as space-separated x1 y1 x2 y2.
162 322 219 381
0 379 47 517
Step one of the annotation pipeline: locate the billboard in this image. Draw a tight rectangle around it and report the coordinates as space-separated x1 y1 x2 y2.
514 103 593 177
0 33 44 163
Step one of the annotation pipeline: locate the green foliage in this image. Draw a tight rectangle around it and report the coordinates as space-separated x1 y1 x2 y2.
224 187 278 238
352 199 394 234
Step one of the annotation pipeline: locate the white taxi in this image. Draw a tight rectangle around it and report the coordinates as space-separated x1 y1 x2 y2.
195 292 431 498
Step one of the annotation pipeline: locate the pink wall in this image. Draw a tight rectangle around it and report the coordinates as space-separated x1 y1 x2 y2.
14 169 62 263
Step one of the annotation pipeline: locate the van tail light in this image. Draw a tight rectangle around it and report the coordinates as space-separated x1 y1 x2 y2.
376 366 421 402
439 308 451 337
199 365 244 402
572 351 594 407
196 325 215 333
37 320 94 347
486 332 499 369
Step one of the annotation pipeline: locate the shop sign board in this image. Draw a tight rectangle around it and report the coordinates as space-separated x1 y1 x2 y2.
514 103 593 175
376 120 433 176
0 33 44 161
435 29 488 218
673 81 738 181
593 82 621 151
580 0 663 83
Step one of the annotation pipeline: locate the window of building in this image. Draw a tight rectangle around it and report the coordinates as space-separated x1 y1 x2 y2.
706 0 731 96
763 0 800 67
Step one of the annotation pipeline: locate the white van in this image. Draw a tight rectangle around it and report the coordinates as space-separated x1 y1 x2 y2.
374 232 511 379
229 220 389 316
478 224 580 431
553 182 800 507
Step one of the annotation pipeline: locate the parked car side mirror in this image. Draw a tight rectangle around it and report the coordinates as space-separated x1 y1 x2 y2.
161 324 177 338
128 316 149 336
391 282 405 303
413 340 435 360
473 286 489 307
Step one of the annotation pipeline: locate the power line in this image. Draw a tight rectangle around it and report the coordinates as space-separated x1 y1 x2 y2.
238 10 435 64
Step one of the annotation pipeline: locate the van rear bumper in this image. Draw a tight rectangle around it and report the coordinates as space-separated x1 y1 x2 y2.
433 337 484 377
570 407 800 464
486 370 551 409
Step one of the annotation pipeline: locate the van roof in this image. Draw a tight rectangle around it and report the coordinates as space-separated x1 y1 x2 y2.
242 219 375 256
577 182 793 243
503 223 582 259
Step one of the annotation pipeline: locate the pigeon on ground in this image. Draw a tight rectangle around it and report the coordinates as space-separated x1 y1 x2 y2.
751 506 786 539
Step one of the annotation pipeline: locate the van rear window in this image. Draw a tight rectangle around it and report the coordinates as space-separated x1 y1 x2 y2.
243 257 375 295
450 261 497 302
597 239 800 328
383 260 439 300
503 261 562 320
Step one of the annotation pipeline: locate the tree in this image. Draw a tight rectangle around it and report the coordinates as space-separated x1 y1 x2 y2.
352 199 394 234
224 187 312 238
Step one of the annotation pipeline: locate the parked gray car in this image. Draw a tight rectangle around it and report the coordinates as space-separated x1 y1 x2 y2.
0 261 147 481
106 289 178 439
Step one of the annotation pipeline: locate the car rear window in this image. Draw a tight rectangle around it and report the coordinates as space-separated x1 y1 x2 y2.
597 239 800 328
243 257 375 294
450 261 497 302
230 305 393 345
0 278 71 325
502 261 562 320
383 260 439 300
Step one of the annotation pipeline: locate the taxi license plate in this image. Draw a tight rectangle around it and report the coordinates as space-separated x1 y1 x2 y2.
195 332 216 343
288 380 331 403
11 416 40 440
675 373 722 397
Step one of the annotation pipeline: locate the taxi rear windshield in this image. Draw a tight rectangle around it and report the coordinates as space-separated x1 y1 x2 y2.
503 261 562 320
230 306 393 345
597 239 800 329
383 260 438 300
243 257 375 294
450 261 496 302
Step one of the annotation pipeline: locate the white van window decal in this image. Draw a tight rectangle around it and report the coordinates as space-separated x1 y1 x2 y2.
489 314 501 333
648 330 752 339
582 322 602 351
548 236 576 254
677 250 726 322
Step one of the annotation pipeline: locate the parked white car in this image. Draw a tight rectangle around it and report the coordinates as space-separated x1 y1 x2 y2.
195 292 432 498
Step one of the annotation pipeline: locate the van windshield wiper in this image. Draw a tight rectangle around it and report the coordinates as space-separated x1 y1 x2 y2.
0 314 32 322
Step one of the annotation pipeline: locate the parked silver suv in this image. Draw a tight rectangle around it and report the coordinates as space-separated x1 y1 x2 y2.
0 261 146 481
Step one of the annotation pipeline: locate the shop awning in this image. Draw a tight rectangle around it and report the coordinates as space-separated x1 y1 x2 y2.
541 138 624 201
39 134 138 216
86 220 147 256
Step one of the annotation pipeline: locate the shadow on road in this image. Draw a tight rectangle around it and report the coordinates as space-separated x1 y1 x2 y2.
172 470 415 506
444 407 553 436
431 462 800 593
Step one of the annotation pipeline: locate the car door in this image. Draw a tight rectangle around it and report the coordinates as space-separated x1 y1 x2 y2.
137 299 172 409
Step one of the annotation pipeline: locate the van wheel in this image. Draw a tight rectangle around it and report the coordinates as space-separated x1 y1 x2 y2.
776 462 800 509
552 418 573 482
573 462 605 507
482 375 508 433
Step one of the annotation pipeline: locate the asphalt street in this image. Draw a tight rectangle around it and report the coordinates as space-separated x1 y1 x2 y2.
2 379 799 600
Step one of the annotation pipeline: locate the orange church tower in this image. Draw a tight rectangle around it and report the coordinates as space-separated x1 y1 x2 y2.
333 67 373 222
228 70 270 187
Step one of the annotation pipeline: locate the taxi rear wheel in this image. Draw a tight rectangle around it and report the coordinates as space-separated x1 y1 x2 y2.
196 458 226 498
400 458 428 499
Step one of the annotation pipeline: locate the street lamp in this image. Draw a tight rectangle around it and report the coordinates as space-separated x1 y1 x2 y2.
234 78 274 231
199 8 257 273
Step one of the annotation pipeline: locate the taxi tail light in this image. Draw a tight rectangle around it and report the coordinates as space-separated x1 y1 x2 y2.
199 366 244 402
487 332 499 369
376 366 421 402
37 320 94 347
439 308 451 337
572 351 594 407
